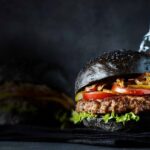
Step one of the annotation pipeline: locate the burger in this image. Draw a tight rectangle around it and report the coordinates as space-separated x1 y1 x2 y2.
0 82 73 128
71 50 150 132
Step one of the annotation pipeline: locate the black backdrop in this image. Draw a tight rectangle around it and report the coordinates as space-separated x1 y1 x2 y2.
0 0 150 97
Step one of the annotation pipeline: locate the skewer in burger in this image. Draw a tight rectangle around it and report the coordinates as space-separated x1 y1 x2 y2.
71 50 150 132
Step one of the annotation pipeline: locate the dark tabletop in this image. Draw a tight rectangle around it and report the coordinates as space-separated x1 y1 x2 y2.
0 142 149 150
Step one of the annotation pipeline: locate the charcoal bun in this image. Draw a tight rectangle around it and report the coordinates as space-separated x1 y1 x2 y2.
83 117 137 132
83 112 150 132
75 50 150 93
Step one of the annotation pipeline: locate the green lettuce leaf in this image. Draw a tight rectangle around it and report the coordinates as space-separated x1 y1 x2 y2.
102 112 115 123
71 111 140 125
103 112 140 125
70 111 97 124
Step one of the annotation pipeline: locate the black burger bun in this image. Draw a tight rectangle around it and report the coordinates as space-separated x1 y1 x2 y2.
75 50 150 93
82 112 150 132
83 117 136 132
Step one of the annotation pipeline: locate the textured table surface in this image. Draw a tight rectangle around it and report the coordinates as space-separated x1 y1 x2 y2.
0 142 149 150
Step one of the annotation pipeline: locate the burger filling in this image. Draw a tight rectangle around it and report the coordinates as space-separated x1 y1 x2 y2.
71 73 150 125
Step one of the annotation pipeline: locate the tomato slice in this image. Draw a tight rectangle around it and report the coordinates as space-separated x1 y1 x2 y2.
83 91 115 100
112 84 150 95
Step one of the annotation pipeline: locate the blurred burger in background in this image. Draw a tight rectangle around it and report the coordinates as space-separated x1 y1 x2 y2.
0 82 73 128
0 59 73 128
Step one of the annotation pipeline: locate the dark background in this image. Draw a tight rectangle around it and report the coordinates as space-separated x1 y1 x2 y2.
0 0 150 97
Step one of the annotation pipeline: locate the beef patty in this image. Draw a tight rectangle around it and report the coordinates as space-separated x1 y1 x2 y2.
76 95 150 114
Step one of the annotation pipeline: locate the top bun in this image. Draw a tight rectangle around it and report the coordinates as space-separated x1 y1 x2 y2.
75 50 150 93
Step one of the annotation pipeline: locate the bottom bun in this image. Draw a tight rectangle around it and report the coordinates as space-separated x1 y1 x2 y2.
83 117 137 132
